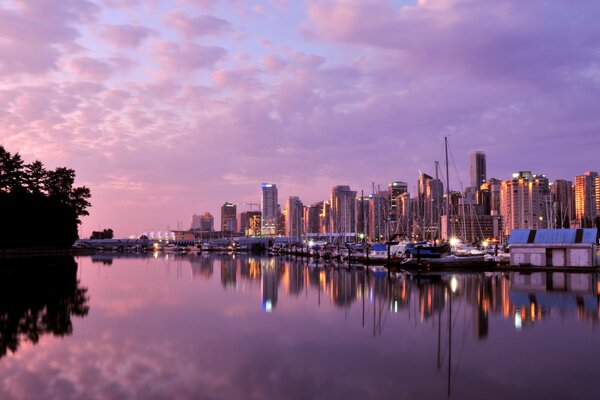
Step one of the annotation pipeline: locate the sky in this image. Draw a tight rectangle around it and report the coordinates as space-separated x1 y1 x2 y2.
1 0 599 237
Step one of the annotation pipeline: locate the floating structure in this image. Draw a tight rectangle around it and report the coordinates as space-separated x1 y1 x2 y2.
508 229 598 267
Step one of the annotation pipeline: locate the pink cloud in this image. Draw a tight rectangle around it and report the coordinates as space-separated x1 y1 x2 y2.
154 41 227 72
262 55 288 73
99 24 153 48
163 12 232 37
212 67 262 91
0 0 98 76
68 57 113 80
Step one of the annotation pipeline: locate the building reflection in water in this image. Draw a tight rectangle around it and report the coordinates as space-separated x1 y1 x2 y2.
0 256 90 359
190 254 214 280
261 258 280 312
158 253 600 330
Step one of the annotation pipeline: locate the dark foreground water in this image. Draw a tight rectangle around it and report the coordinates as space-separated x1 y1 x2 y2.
0 253 599 400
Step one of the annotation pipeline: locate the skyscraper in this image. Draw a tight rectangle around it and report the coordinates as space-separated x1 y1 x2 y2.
221 202 237 232
285 196 304 238
551 179 575 228
330 185 356 234
470 151 487 189
574 171 599 227
388 181 408 224
500 171 551 236
306 202 323 234
191 212 214 232
368 192 388 241
417 173 444 239
261 183 278 236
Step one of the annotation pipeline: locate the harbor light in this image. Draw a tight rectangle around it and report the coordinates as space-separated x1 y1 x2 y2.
449 237 460 247
450 276 458 293
515 312 522 331
482 240 489 248
308 240 315 248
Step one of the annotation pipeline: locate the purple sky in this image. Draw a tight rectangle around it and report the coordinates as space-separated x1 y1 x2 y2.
1 0 599 237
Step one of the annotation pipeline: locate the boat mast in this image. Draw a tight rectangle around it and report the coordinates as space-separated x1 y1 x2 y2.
445 137 451 240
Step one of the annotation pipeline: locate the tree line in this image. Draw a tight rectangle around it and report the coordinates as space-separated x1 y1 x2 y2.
0 145 91 248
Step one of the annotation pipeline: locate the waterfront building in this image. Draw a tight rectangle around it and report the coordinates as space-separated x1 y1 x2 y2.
551 179 575 228
330 185 357 234
478 178 501 216
470 151 487 188
368 192 389 241
508 229 598 267
393 192 413 237
285 196 304 238
320 201 332 233
245 211 262 237
574 171 599 227
356 195 370 237
221 202 237 233
415 173 445 239
191 212 214 232
238 212 247 234
500 171 551 237
276 205 286 236
388 181 408 224
423 176 444 239
261 183 278 236
441 214 502 241
307 202 323 234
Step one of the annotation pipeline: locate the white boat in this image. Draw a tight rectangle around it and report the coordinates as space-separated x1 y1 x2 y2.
185 244 202 253
164 243 185 253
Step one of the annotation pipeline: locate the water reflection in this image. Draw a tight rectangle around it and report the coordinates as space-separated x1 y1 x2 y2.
0 256 89 359
95 252 600 330
0 253 598 399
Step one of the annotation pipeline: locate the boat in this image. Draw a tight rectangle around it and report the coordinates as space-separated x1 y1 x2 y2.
185 244 202 253
404 242 451 259
163 243 185 253
401 254 485 267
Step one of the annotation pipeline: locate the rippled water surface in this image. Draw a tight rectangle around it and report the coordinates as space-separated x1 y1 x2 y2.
0 253 599 400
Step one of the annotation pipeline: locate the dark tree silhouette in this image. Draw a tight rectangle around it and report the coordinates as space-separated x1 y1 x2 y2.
91 229 114 239
0 145 91 248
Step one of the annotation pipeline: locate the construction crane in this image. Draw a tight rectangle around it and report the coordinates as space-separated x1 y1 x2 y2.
236 202 260 211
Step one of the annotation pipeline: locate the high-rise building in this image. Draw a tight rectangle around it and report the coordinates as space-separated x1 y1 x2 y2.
261 183 278 236
478 178 501 215
388 181 408 224
285 196 304 238
221 202 237 232
368 192 388 241
307 202 323 234
238 212 247 235
416 173 444 239
574 171 599 227
276 205 286 236
330 185 356 234
356 195 370 235
470 151 487 188
245 211 262 236
500 171 551 236
321 201 332 233
191 212 214 232
395 192 413 237
551 179 575 228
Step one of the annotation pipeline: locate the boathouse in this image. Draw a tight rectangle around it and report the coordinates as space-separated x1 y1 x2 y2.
508 229 598 267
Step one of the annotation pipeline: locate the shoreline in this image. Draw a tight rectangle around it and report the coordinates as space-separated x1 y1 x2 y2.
0 247 96 258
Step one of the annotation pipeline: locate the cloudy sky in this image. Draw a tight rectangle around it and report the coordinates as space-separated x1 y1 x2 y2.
1 0 599 236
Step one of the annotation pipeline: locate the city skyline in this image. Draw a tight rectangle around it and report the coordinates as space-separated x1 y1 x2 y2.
0 0 598 237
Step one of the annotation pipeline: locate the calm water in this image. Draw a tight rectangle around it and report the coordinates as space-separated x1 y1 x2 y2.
0 254 599 400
